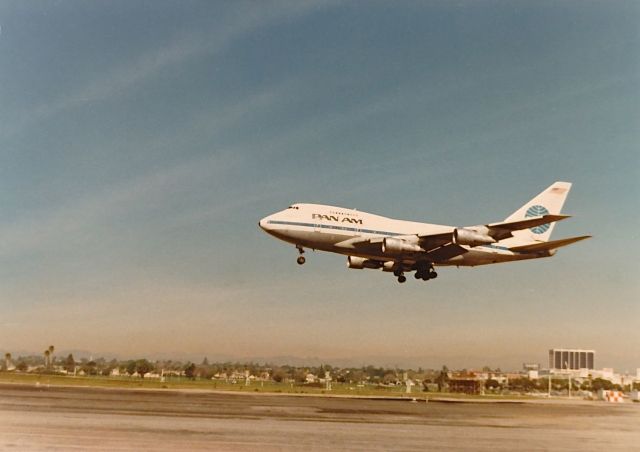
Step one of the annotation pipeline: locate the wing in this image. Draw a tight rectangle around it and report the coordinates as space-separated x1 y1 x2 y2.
484 214 570 241
416 232 468 261
334 237 384 254
335 232 453 252
425 242 468 261
416 232 453 251
336 231 468 262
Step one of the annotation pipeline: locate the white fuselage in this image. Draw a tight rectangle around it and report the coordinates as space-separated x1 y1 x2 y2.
259 203 550 268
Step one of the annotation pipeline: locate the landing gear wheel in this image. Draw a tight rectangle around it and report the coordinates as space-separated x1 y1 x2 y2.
295 245 305 265
430 271 438 279
416 262 435 282
397 275 406 283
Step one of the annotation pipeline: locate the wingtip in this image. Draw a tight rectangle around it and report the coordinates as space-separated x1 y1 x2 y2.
545 214 571 221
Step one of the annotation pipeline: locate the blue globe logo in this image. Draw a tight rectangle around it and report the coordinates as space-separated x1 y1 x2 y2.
525 205 550 234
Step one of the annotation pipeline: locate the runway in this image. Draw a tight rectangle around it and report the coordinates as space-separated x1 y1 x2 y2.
1 383 638 451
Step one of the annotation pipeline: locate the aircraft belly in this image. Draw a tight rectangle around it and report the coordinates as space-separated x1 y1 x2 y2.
267 228 353 251
446 248 537 266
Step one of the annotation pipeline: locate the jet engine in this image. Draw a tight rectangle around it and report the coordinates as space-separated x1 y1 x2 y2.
382 237 424 254
347 256 382 269
381 261 398 272
453 227 496 247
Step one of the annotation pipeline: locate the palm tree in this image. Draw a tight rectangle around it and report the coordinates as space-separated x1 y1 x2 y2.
48 345 55 368
44 350 50 369
4 352 11 370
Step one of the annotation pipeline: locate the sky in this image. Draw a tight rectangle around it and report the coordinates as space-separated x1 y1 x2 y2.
0 0 638 371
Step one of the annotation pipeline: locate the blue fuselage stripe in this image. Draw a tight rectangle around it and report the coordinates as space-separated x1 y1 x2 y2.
481 244 510 251
267 220 403 237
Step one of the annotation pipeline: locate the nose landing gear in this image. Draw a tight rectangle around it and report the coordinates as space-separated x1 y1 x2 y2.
296 246 306 265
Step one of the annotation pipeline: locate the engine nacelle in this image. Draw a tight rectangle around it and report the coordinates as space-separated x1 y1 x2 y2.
382 261 397 272
347 256 382 270
453 227 496 247
382 237 423 254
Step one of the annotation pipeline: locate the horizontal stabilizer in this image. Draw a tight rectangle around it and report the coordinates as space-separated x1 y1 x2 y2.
510 235 591 253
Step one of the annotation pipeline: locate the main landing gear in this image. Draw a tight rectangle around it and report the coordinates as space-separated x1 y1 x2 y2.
414 262 438 282
393 268 407 283
296 246 306 265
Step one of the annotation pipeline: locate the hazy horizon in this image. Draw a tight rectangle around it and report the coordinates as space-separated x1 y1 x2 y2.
6 347 633 374
1 1 638 371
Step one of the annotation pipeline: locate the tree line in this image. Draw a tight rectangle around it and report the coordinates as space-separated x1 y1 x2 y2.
2 352 444 384
2 353 637 392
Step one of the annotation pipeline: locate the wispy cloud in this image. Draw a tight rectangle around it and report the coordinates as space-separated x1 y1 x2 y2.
0 72 312 260
0 151 234 258
2 0 338 138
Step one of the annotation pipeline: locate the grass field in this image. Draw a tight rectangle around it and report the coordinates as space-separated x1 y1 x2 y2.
0 372 535 400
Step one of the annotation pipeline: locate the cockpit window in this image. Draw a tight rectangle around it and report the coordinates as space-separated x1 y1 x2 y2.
288 205 300 210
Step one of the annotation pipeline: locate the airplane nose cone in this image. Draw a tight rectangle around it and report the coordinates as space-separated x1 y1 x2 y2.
258 218 267 231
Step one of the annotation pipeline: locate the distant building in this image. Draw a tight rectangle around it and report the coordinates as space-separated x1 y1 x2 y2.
523 363 540 379
448 377 484 395
549 349 595 370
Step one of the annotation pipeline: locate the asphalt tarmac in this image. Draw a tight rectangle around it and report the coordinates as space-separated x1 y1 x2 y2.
1 383 638 451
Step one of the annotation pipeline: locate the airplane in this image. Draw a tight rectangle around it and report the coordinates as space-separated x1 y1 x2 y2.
258 181 591 283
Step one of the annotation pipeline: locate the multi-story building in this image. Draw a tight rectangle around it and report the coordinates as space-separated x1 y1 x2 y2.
548 349 595 370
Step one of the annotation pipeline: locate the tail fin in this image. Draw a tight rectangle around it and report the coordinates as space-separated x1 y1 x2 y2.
504 181 572 243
